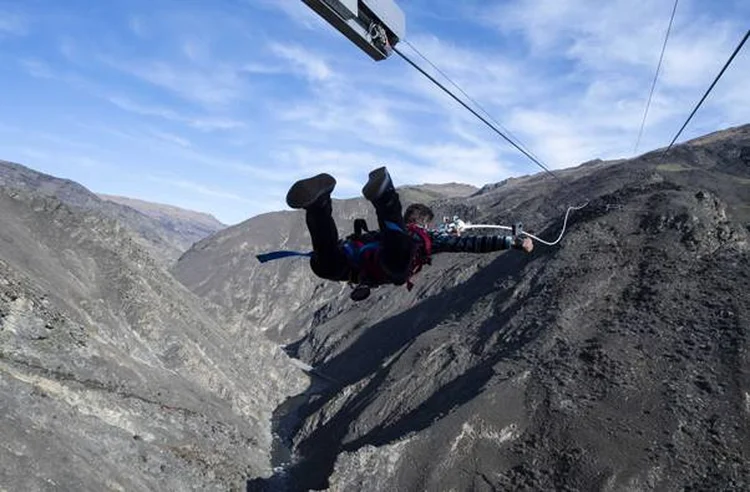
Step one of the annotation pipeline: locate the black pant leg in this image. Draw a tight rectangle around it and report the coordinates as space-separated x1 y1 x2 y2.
372 191 412 285
305 199 350 281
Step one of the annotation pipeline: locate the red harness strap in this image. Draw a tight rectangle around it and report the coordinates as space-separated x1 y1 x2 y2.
406 224 432 291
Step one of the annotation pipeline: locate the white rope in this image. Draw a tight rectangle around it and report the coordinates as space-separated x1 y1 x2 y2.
461 224 513 231
455 202 589 246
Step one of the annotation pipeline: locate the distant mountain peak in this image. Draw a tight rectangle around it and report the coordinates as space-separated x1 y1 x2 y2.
97 193 225 228
1 159 225 263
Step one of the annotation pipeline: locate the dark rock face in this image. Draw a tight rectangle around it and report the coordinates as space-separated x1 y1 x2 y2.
98 194 226 251
3 123 749 491
0 180 306 490
0 160 213 265
182 125 750 491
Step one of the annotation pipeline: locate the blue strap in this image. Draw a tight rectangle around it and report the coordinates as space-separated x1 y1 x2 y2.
343 240 381 267
256 250 312 263
384 220 403 232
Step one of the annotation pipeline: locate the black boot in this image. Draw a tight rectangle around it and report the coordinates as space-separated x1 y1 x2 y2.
286 173 336 210
362 166 394 203
364 167 410 284
362 166 404 231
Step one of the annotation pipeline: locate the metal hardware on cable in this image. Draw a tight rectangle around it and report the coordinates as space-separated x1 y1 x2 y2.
369 22 392 55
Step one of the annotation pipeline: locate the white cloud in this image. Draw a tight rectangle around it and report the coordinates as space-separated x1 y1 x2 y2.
508 109 605 167
5 0 748 224
16 59 248 133
274 146 385 191
454 0 750 161
17 147 51 161
147 176 254 203
269 42 334 81
20 59 53 78
128 16 146 38
148 129 191 148
103 57 250 106
660 26 739 88
182 38 210 62
254 0 327 31
59 37 77 61
0 12 27 36
106 95 246 131
401 35 535 108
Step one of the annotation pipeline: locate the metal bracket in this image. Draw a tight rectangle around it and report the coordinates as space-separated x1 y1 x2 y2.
301 0 405 61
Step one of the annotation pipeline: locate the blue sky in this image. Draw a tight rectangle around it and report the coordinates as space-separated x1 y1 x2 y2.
1 0 748 224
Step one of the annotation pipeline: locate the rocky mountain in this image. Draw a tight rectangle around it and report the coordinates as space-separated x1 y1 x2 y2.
98 193 225 250
396 182 478 204
0 172 306 490
0 161 218 265
175 124 750 491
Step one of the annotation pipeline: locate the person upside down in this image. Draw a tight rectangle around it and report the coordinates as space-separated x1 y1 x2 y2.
286 166 534 300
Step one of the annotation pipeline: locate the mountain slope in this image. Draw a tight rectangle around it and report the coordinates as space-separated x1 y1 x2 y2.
290 124 750 491
0 182 306 490
0 160 216 264
98 193 225 249
179 124 750 491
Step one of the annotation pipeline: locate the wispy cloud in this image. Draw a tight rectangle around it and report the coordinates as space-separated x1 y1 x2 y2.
17 57 247 133
2 0 747 225
148 129 191 148
103 57 251 106
269 42 334 81
254 0 327 31
106 95 245 131
128 16 146 38
182 38 210 63
20 59 53 78
0 11 27 36
147 176 254 203
452 0 750 160
59 37 77 61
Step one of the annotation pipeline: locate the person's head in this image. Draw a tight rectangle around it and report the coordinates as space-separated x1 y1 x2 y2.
404 203 434 227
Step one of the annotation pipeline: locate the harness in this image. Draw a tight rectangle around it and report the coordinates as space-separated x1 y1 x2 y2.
405 223 432 290
343 219 432 301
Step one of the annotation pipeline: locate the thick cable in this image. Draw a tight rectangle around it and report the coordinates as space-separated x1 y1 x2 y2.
662 29 749 156
634 0 679 154
392 45 564 185
390 39 590 244
403 39 549 170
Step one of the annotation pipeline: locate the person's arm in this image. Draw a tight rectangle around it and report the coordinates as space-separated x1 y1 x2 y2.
429 231 533 254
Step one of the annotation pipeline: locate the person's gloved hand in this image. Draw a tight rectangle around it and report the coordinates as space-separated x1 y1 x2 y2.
513 236 534 253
